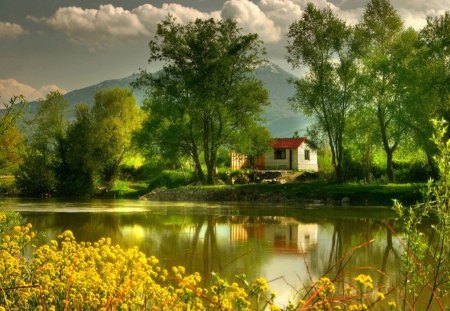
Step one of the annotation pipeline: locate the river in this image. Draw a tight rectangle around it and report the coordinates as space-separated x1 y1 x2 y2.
1 199 402 306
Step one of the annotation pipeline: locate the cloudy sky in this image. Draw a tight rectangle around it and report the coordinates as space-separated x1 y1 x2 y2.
0 0 448 102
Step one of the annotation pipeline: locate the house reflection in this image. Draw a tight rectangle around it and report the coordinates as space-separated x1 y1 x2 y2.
230 219 318 255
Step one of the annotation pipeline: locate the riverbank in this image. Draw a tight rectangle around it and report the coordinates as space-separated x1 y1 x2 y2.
2 174 424 205
140 182 424 205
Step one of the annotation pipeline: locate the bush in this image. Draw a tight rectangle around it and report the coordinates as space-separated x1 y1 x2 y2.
393 161 432 183
393 120 450 309
15 151 57 197
147 169 193 189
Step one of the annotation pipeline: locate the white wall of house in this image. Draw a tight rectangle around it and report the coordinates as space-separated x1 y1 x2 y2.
264 149 291 170
263 143 318 171
298 143 318 171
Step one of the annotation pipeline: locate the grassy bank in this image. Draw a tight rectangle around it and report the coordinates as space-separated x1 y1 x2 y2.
140 182 424 205
238 182 424 204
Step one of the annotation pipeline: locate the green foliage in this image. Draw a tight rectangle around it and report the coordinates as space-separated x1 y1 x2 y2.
0 95 26 138
0 121 24 174
394 119 450 310
90 87 142 188
15 91 67 197
359 0 417 182
287 3 360 182
232 125 271 169
15 149 58 197
0 96 26 173
56 103 96 197
147 169 193 190
135 16 268 184
14 88 141 197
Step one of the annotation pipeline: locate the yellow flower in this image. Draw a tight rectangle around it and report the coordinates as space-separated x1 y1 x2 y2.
354 274 373 290
388 301 397 309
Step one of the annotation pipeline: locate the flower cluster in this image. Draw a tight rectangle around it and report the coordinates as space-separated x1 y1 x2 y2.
0 211 263 310
354 274 374 290
0 211 397 310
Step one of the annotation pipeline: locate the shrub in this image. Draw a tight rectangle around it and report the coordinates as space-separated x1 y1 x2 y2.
393 120 450 310
15 150 57 197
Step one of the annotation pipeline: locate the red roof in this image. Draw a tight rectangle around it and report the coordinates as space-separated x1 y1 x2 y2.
270 137 306 149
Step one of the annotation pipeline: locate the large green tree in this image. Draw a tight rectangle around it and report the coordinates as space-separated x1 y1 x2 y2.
90 87 142 188
403 12 450 174
56 103 96 196
287 4 361 181
360 0 415 182
16 91 67 196
135 17 268 184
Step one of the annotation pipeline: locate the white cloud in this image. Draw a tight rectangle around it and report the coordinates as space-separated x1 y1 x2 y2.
334 7 364 25
391 0 450 12
398 8 448 29
257 0 303 31
221 0 281 42
38 3 212 48
44 5 150 48
0 79 66 104
0 22 25 38
29 0 446 48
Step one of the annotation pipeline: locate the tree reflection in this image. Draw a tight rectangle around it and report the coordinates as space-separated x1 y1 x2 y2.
16 203 406 301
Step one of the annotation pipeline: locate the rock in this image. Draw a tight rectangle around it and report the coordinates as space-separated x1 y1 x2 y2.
341 196 350 205
233 174 250 184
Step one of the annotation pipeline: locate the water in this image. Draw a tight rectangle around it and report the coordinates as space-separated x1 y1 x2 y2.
1 199 402 305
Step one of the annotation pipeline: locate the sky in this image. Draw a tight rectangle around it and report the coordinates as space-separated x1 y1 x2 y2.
0 0 448 103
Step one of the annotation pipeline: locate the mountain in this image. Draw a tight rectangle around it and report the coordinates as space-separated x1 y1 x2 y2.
26 63 310 137
254 63 310 137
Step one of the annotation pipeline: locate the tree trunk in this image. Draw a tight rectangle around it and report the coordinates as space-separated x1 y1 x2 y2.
386 150 394 183
377 104 395 183
335 134 344 183
335 162 343 183
205 150 216 185
192 144 205 183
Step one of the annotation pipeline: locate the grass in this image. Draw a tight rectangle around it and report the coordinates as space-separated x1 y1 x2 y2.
106 180 149 199
236 182 425 204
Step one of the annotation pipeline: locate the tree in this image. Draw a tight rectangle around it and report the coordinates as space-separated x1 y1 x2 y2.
286 4 360 181
360 0 414 182
404 12 450 175
0 96 26 173
90 87 141 188
233 125 271 169
0 124 24 173
418 12 450 124
56 104 96 196
0 96 26 138
135 17 268 184
16 91 67 196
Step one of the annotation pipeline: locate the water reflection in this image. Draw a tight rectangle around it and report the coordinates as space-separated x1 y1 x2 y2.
1 199 402 305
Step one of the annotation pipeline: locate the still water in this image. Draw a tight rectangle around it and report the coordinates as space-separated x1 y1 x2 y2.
1 199 402 305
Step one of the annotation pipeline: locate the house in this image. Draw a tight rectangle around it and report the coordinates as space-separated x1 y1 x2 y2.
230 137 318 171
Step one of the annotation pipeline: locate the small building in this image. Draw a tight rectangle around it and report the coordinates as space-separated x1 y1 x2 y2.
231 137 318 171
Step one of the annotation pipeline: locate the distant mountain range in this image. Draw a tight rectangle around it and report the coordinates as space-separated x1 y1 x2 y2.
27 63 311 137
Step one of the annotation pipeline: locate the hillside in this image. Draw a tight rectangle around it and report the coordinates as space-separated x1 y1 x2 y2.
25 63 310 137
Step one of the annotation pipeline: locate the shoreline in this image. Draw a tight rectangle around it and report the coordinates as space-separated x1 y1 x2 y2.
139 182 424 206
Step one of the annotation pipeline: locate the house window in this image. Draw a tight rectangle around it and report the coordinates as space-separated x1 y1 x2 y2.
304 149 310 161
274 149 286 159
